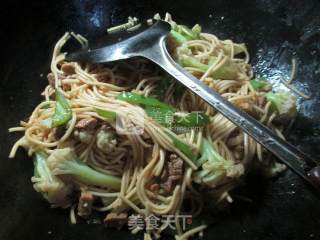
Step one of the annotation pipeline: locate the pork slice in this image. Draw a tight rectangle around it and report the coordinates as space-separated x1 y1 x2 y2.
77 191 94 217
104 212 128 230
61 63 75 75
161 153 184 194
75 118 98 130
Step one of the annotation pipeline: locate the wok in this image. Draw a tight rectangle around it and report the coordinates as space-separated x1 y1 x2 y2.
0 0 320 239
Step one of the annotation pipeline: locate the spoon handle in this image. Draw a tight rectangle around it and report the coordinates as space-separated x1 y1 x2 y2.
144 36 320 191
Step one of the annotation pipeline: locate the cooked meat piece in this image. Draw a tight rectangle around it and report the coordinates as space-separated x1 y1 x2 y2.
94 73 111 83
74 118 98 144
51 120 73 140
47 72 68 88
149 183 160 192
238 102 252 113
104 212 128 230
77 191 94 217
96 126 117 153
61 63 75 75
75 118 98 130
53 125 66 139
47 73 55 87
62 84 71 91
161 154 184 194
257 95 266 107
227 134 243 147
168 154 183 178
191 71 203 79
167 36 179 55
161 179 173 194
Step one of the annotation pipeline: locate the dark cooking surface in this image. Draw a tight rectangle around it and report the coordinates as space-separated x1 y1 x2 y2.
1 0 320 239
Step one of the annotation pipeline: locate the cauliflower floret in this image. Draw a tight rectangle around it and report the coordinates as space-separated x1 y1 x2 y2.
32 152 72 207
74 130 95 144
73 118 98 144
193 138 245 188
46 148 121 190
96 126 117 154
266 91 297 119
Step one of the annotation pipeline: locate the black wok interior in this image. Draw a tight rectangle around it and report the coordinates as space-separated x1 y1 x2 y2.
1 0 320 239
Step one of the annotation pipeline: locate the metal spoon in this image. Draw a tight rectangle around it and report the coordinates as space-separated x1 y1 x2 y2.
66 20 320 191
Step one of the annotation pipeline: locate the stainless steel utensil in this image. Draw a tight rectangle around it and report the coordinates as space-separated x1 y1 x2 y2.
66 20 320 191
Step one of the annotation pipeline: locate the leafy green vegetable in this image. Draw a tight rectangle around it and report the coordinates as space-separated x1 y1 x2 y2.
179 55 209 71
266 92 297 118
167 132 197 162
146 107 209 128
170 30 190 44
117 92 209 129
170 24 201 44
179 25 200 40
175 112 210 127
51 90 72 128
116 92 174 111
193 138 244 187
197 138 225 166
48 148 121 190
145 106 174 127
250 79 271 91
96 108 116 121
